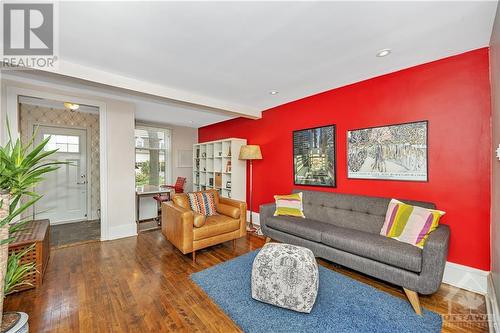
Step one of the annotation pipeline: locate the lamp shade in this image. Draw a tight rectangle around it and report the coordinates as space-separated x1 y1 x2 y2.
239 145 262 160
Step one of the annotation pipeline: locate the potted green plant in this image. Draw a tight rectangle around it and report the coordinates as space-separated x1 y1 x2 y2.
0 121 62 325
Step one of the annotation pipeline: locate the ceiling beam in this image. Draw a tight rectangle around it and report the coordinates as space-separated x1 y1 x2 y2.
41 59 261 119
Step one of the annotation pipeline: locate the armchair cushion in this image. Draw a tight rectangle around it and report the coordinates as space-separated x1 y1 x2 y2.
172 195 190 209
217 203 241 219
193 212 207 228
193 215 240 241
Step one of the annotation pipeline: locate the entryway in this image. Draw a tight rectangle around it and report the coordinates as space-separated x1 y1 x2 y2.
19 96 101 247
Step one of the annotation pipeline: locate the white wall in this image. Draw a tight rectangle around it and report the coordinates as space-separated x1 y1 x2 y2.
171 124 197 192
0 76 137 240
490 2 500 330
106 100 136 238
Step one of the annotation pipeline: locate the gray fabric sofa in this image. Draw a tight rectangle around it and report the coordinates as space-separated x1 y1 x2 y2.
259 190 450 314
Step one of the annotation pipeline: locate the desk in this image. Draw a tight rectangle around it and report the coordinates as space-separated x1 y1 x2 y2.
136 185 174 224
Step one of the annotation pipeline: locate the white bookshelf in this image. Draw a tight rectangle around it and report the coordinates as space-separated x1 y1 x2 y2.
193 138 247 201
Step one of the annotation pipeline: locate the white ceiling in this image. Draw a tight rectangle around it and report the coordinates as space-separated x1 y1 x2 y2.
15 1 499 124
55 1 498 119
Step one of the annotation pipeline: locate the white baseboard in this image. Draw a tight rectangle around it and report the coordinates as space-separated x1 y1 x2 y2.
442 262 489 294
105 223 137 241
247 211 260 226
488 274 500 333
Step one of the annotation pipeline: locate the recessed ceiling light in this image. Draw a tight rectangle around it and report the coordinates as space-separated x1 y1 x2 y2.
376 49 391 57
269 91 279 95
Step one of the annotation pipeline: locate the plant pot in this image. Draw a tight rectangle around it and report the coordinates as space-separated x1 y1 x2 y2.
0 193 11 325
0 312 28 333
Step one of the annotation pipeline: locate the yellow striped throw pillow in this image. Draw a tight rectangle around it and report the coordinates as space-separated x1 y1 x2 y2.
380 199 445 248
274 192 305 218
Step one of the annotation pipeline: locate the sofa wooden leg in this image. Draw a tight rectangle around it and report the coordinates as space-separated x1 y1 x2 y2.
265 237 271 243
192 250 196 263
232 239 236 253
403 288 422 315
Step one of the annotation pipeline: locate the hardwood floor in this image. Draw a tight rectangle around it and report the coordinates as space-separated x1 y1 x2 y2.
4 231 489 332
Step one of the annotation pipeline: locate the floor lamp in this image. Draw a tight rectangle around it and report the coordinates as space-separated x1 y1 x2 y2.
239 145 262 232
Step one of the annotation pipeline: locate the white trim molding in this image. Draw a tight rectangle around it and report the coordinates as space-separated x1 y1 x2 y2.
487 275 500 333
107 223 137 241
247 210 260 227
3 85 110 241
442 262 490 295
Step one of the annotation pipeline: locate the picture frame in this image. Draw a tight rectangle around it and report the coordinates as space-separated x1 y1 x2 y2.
292 125 336 187
177 149 193 168
347 121 428 181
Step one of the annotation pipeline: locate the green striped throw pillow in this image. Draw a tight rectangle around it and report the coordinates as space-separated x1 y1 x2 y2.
274 193 305 218
380 199 445 248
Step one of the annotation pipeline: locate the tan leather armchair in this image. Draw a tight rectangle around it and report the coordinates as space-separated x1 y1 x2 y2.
162 189 247 262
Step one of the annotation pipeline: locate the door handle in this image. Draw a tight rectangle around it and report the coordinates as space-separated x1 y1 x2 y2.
76 181 87 185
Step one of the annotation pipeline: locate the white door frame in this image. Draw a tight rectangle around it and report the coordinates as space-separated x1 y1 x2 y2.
4 85 110 240
30 123 92 223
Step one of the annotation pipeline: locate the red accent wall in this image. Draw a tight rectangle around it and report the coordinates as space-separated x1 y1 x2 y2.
199 48 492 270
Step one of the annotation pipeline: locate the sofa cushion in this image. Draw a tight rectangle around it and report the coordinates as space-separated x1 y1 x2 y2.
193 215 240 240
266 216 332 243
297 190 436 235
321 225 422 273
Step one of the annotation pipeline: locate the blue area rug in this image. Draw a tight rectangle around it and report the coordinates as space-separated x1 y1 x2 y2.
191 251 442 333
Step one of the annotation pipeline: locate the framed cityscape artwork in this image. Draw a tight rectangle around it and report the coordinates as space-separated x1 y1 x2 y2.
293 125 336 187
347 121 428 181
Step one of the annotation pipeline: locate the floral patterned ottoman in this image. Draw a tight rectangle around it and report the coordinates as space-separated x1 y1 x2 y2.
251 243 319 313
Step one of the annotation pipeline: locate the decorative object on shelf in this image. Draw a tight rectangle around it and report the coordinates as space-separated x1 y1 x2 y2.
239 145 262 232
218 151 222 157
228 146 231 157
215 173 222 188
293 125 336 187
347 121 428 181
209 178 214 186
226 161 232 172
226 181 231 189
202 152 206 158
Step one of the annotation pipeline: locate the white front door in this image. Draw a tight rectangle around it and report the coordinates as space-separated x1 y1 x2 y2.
34 125 88 224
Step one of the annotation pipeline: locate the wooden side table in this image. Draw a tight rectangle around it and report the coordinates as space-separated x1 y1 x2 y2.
8 220 50 292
